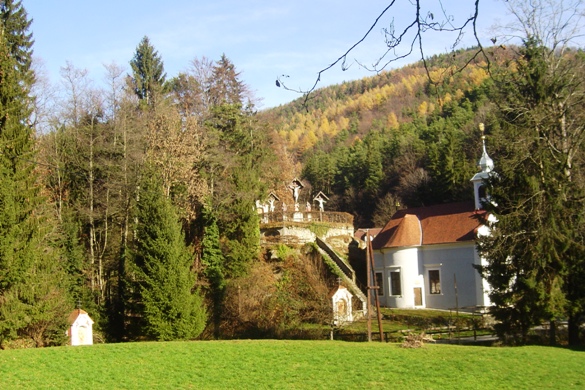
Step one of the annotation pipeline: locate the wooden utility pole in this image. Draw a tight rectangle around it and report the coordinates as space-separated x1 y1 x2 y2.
366 230 384 342
454 273 459 342
366 230 372 342
368 234 384 342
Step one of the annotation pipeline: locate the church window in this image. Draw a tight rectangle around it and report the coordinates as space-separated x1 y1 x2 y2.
428 269 441 294
389 269 402 296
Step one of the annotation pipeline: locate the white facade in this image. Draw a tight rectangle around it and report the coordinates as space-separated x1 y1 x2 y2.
67 309 94 346
374 242 490 310
330 286 354 324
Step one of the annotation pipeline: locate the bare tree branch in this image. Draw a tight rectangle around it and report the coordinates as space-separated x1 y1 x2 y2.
276 0 491 107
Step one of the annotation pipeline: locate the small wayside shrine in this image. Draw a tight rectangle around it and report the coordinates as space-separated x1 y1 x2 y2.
67 308 94 346
329 284 354 325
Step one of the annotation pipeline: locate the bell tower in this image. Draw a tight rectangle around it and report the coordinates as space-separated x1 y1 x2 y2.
470 123 494 210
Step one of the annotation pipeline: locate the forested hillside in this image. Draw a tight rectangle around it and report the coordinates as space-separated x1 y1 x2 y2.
265 31 585 346
262 49 506 227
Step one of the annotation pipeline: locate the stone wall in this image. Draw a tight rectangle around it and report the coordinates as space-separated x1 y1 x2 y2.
260 222 354 245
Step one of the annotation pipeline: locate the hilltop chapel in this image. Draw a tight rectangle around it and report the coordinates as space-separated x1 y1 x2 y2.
371 129 494 311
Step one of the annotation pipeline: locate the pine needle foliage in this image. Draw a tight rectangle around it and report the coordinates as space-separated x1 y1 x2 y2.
477 36 585 345
130 168 206 341
130 36 167 107
0 0 71 348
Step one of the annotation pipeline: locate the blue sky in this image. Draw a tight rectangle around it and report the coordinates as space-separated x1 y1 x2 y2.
25 1 509 109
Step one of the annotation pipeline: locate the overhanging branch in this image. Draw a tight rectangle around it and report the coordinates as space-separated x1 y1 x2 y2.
276 0 490 107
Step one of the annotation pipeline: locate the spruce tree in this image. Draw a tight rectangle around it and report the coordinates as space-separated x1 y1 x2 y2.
201 201 225 338
129 36 166 107
203 103 263 278
209 54 247 106
0 1 71 347
477 37 585 345
130 168 206 341
0 0 33 91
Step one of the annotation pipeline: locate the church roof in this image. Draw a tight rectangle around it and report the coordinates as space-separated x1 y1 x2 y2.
372 200 485 250
354 228 382 242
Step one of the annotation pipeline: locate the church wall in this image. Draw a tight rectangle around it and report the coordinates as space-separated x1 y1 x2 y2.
474 250 492 307
374 242 489 310
420 243 481 310
377 246 421 309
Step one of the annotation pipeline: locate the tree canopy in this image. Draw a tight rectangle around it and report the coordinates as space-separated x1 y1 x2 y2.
130 36 167 107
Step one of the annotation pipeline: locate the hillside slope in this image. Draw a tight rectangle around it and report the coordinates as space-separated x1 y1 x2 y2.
262 48 505 227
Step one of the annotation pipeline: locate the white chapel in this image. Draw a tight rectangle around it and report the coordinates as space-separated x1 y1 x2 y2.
371 128 494 310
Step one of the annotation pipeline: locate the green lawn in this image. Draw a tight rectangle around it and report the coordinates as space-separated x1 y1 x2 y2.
0 340 583 389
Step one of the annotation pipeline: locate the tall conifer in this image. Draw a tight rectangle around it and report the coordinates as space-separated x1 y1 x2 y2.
0 0 70 347
129 36 166 107
130 168 206 341
477 37 585 345
201 202 225 338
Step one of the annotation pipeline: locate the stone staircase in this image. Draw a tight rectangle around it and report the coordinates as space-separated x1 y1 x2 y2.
315 237 367 316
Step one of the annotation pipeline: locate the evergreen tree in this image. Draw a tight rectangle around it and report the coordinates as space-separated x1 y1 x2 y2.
195 57 266 335
201 201 225 338
130 168 206 341
302 150 336 195
427 120 476 203
477 37 585 345
0 1 71 347
209 54 248 106
130 36 166 107
0 0 33 92
203 103 263 278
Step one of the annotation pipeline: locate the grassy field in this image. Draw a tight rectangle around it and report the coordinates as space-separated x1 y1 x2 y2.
0 340 583 389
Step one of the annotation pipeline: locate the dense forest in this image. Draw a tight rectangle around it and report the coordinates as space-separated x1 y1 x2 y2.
1 0 584 347
263 49 498 227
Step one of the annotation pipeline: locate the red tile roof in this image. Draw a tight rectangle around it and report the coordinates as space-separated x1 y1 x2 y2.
68 308 89 325
354 228 382 242
372 201 484 250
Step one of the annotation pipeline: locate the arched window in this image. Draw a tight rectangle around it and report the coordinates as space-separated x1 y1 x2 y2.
478 184 487 200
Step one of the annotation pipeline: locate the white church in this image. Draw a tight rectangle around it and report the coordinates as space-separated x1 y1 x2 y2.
371 131 494 311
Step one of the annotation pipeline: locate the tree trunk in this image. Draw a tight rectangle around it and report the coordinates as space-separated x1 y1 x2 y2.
549 320 556 346
568 313 582 346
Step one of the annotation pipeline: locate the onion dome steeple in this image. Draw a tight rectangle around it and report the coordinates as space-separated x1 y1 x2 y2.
471 123 494 210
477 123 494 173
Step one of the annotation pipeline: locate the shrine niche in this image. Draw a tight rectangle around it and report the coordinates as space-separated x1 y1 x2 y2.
329 285 354 325
67 308 94 346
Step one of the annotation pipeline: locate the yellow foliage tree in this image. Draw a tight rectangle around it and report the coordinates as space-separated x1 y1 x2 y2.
469 67 488 86
417 101 428 116
386 112 399 129
299 130 318 152
319 116 331 136
337 116 350 131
